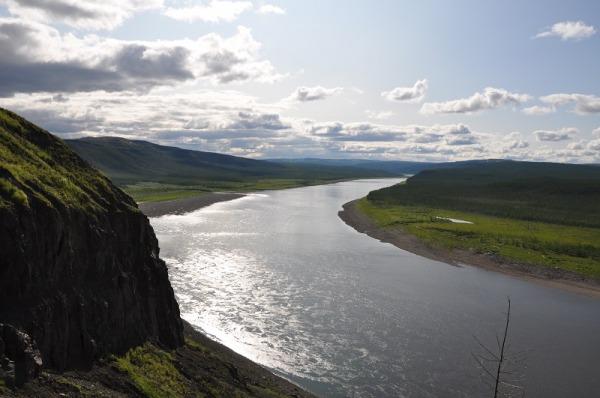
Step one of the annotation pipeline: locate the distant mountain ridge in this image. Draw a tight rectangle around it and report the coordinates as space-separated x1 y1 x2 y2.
66 137 394 186
270 157 524 175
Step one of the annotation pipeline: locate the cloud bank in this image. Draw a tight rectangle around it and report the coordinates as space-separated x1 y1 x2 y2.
0 19 282 96
534 127 578 142
0 0 163 30
420 87 530 114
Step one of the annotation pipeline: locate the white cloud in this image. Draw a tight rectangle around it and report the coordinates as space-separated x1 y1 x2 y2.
3 90 599 162
287 86 342 102
256 4 285 15
0 19 283 95
593 127 600 138
539 93 600 114
306 121 476 145
567 140 587 150
588 139 600 151
0 0 162 30
164 1 253 23
420 87 531 114
535 20 596 41
365 110 393 120
523 105 554 115
501 132 529 151
534 127 578 142
382 79 427 102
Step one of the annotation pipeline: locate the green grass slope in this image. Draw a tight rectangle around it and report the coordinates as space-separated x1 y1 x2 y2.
367 160 600 228
361 161 600 280
0 109 131 213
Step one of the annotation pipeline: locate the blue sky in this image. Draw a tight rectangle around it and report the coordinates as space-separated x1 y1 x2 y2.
0 0 599 161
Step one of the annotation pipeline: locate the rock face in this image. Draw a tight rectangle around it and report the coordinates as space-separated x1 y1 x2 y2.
0 324 43 387
0 108 183 379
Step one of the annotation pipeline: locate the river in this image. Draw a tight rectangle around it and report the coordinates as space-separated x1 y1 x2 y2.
150 179 600 398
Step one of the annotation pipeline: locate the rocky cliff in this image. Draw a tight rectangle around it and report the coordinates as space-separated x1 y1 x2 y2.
0 108 183 385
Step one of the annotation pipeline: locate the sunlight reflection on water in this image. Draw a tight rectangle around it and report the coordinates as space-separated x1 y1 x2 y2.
151 180 600 398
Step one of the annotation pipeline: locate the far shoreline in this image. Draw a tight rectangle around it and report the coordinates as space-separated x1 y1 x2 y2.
137 177 402 218
339 199 600 298
138 192 246 217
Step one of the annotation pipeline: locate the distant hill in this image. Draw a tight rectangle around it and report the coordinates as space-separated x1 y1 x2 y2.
269 158 517 175
367 160 600 228
269 158 435 174
66 137 392 186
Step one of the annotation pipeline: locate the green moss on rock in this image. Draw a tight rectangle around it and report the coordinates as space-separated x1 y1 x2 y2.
0 107 135 213
115 344 189 398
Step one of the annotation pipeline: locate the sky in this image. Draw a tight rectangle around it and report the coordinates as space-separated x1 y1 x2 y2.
0 0 599 162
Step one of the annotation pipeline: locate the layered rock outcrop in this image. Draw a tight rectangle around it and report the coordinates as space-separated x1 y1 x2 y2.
0 108 183 382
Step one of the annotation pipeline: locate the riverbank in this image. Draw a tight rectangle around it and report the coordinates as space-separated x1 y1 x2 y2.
136 178 378 217
339 199 600 298
3 320 314 397
139 192 246 217
126 177 381 204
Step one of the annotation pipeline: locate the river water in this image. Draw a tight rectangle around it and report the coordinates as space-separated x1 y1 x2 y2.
150 179 600 398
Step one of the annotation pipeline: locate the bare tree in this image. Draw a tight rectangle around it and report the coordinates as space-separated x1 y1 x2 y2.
473 298 526 398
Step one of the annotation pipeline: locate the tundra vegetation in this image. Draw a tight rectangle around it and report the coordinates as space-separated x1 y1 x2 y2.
360 161 600 279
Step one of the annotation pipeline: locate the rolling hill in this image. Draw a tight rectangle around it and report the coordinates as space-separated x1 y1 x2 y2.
66 137 397 185
367 160 600 227
346 159 600 281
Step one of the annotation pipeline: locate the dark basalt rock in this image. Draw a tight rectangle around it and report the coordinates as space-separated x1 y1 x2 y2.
0 108 184 378
0 324 43 386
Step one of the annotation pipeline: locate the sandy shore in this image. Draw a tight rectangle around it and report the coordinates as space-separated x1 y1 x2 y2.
139 192 245 217
339 199 600 298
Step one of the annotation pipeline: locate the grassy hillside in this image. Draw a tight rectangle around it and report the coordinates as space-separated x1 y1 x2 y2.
0 110 129 212
359 161 600 280
367 160 600 228
67 137 392 201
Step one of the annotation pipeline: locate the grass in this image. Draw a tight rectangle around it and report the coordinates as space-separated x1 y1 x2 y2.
0 108 129 212
367 162 600 228
124 178 347 203
357 198 600 279
114 343 189 398
184 337 209 353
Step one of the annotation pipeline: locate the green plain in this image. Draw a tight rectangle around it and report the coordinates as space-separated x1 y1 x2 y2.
357 198 600 279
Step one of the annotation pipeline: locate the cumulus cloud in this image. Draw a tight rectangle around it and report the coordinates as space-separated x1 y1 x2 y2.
382 79 427 102
0 0 162 30
0 19 282 96
534 127 578 142
535 20 596 41
567 140 587 151
287 86 342 102
420 87 531 114
539 93 600 114
588 139 600 151
522 105 554 115
4 90 598 161
256 4 285 15
306 121 476 146
593 127 600 138
501 132 529 151
0 89 297 156
164 1 253 23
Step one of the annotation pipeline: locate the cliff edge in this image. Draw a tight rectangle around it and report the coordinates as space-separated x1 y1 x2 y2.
0 108 183 383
